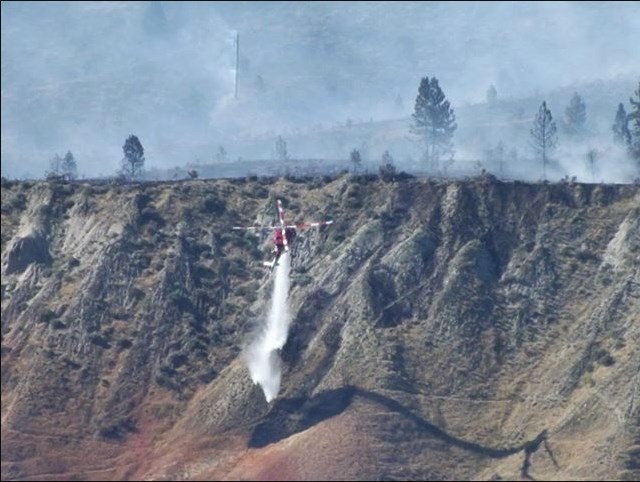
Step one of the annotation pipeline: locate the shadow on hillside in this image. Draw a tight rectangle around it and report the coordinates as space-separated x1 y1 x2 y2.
249 386 357 448
248 385 557 477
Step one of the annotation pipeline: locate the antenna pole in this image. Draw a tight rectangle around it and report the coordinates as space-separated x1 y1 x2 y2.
234 32 239 99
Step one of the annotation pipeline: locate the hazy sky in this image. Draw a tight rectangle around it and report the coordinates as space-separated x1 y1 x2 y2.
1 1 639 178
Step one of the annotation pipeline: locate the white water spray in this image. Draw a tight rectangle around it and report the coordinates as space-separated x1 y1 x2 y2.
245 252 292 402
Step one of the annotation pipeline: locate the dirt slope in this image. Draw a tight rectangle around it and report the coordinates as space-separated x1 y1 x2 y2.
1 174 638 480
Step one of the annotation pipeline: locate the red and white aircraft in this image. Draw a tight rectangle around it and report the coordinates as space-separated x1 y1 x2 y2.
233 199 333 269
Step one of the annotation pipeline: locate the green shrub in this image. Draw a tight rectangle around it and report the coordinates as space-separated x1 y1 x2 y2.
236 284 258 302
1 192 27 214
595 348 615 367
117 338 133 350
203 196 226 215
62 357 82 370
138 206 165 227
198 367 218 384
297 274 313 286
90 333 111 349
98 417 138 440
169 352 188 368
379 162 397 182
247 184 269 199
134 193 152 210
576 249 600 262
168 290 191 311
258 176 277 185
52 320 67 330
38 308 57 324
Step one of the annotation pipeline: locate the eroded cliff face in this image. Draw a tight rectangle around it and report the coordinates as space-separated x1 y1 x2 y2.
1 175 639 481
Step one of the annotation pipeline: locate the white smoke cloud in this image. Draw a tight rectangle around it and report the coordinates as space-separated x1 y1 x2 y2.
244 252 292 402
2 2 638 178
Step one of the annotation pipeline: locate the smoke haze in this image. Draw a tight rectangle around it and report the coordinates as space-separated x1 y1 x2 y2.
1 1 638 180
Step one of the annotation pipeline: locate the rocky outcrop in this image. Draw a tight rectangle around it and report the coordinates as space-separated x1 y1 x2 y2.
3 231 51 275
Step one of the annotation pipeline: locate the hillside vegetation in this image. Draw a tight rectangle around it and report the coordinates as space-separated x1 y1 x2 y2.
1 174 639 480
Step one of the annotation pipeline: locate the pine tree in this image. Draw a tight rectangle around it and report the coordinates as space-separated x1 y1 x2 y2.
47 153 63 178
495 141 505 174
486 84 497 105
61 150 77 180
121 135 145 181
275 136 289 162
216 145 227 162
350 149 362 174
586 148 599 183
395 94 403 110
628 82 640 169
564 93 587 137
255 75 266 93
359 140 370 163
484 141 505 174
411 76 457 172
530 101 557 180
379 150 396 181
612 103 631 145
